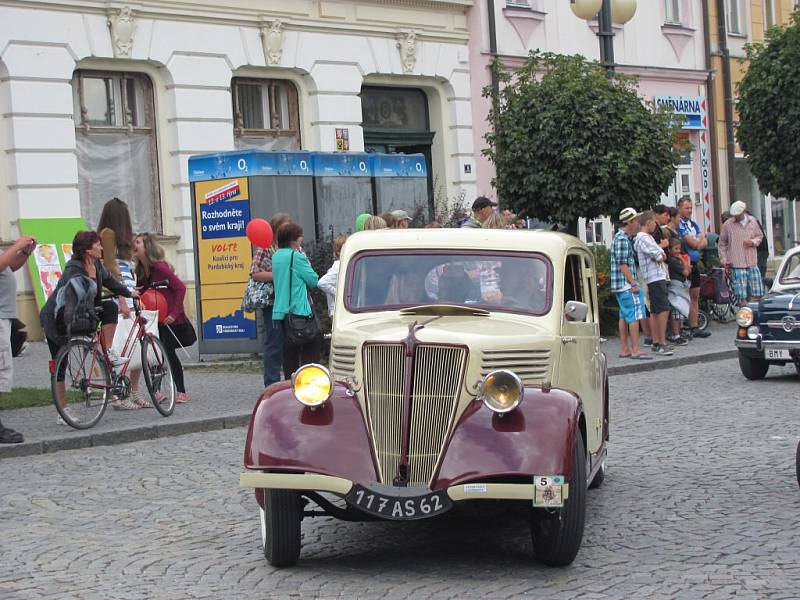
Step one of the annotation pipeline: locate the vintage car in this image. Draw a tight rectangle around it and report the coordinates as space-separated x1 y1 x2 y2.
241 229 609 567
734 244 800 379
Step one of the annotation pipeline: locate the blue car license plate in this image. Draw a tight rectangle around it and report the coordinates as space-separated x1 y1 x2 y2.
345 484 451 520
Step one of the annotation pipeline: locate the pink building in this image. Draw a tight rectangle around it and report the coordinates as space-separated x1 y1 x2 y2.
468 1 714 240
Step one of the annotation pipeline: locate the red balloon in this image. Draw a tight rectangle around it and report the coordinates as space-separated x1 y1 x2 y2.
141 289 169 323
246 218 274 249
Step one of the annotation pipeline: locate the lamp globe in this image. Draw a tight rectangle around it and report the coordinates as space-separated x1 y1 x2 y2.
569 0 603 20
610 0 637 24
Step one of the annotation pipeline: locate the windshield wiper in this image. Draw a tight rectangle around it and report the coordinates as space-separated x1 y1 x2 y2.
399 304 490 317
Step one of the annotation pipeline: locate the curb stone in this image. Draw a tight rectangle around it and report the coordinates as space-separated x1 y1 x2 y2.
1 350 737 460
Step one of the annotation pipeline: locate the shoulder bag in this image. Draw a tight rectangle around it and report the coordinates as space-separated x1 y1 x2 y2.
241 277 274 312
283 251 321 348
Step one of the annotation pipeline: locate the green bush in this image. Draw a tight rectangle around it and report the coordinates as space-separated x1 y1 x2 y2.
591 245 619 336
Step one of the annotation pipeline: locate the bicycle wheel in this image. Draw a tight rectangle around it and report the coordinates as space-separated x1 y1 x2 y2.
52 339 111 430
141 334 175 416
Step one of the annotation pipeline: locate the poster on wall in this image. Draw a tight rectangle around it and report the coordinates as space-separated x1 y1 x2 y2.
17 218 88 310
193 177 257 342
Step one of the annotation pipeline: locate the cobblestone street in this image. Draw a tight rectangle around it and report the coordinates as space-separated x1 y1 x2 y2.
1 358 799 600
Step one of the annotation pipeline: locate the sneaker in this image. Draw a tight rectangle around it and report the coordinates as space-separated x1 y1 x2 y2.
112 398 140 411
0 427 24 444
107 349 130 367
651 344 674 356
641 337 653 347
176 393 189 404
692 328 711 338
668 335 689 346
131 391 151 408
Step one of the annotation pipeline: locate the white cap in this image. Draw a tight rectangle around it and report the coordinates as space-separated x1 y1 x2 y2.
729 201 746 217
619 207 639 224
391 209 412 221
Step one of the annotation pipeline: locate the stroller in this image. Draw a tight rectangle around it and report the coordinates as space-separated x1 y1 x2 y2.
695 267 738 331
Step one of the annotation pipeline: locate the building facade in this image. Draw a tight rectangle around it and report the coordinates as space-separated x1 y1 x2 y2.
709 0 799 257
0 0 478 334
468 0 714 244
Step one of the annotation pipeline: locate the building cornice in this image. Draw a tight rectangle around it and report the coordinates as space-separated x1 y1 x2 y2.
0 0 473 43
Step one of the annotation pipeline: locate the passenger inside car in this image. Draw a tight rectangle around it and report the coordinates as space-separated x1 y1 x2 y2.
499 261 546 312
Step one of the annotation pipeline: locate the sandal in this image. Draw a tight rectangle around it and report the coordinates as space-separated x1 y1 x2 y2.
618 353 632 358
131 391 151 408
112 398 140 411
629 353 654 360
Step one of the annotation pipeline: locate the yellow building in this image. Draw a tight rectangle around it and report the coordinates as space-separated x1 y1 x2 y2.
708 0 799 256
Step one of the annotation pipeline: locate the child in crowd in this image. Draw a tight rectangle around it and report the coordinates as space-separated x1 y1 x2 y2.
318 234 348 318
634 211 673 356
666 238 691 345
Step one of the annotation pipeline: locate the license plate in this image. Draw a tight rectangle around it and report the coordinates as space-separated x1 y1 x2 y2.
765 349 790 360
345 485 451 520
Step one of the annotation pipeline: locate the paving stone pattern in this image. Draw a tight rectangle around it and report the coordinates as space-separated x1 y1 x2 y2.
0 359 799 599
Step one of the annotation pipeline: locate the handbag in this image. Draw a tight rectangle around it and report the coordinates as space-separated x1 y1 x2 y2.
283 251 321 348
111 310 159 370
165 320 197 347
241 277 273 312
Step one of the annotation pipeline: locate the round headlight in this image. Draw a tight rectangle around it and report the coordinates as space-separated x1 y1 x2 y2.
736 307 754 327
747 326 759 339
292 364 333 407
480 370 524 414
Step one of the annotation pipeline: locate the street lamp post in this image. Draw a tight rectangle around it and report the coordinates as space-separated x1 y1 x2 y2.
570 0 638 75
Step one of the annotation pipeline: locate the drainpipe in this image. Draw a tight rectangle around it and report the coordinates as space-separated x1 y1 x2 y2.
715 0 737 206
702 0 722 230
487 0 500 109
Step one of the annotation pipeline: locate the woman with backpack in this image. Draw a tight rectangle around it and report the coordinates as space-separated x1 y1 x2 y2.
134 233 191 403
40 230 138 370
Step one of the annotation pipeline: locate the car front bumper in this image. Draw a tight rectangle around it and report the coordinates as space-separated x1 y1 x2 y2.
239 471 568 503
735 336 800 352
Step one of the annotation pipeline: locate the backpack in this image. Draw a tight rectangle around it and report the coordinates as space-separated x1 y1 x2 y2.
55 274 98 339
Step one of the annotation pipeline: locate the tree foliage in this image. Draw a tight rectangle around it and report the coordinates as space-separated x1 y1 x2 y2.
483 52 686 225
737 10 800 201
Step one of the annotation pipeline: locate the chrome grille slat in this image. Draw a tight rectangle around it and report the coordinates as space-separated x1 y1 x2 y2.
364 343 466 487
363 344 405 484
480 349 551 384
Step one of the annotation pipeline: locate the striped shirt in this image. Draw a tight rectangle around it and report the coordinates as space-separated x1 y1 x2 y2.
633 232 668 284
719 215 762 268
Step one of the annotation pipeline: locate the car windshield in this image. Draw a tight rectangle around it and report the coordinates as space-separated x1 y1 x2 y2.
779 252 800 284
346 251 552 315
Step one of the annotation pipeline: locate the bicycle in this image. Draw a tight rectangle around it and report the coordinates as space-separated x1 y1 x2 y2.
50 280 176 429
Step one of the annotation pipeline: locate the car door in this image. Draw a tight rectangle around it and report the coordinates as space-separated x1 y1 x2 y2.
559 251 603 455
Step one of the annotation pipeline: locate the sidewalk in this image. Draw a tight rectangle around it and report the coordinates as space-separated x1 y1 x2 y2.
1 321 738 459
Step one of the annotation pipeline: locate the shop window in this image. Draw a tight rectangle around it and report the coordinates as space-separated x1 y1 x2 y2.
72 70 161 233
361 87 428 131
664 0 681 24
232 78 300 151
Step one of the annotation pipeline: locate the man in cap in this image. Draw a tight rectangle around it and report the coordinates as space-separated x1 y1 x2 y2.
610 208 651 360
719 200 764 305
461 196 498 228
391 209 412 229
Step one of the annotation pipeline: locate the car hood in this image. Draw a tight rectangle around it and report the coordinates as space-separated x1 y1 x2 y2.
340 312 555 346
758 289 800 315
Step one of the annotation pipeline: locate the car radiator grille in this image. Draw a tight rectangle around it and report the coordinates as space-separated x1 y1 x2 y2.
363 343 466 487
480 348 551 383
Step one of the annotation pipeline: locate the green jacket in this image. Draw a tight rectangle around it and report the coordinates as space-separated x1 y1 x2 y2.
271 248 319 320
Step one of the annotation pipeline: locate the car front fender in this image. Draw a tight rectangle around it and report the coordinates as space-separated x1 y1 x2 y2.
243 381 379 484
433 386 583 489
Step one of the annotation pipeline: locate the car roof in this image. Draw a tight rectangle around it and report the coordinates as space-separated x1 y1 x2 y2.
339 228 588 261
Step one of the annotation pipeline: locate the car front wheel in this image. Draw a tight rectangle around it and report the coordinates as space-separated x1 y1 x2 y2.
738 351 769 380
261 489 302 567
529 434 586 566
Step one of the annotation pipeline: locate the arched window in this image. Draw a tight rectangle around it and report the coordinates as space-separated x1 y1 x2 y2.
231 78 300 150
72 70 161 233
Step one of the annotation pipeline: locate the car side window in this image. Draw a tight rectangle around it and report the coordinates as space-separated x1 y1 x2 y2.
582 254 596 324
564 254 584 304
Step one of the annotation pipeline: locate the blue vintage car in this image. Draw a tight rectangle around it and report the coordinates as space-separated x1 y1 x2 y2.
734 245 800 379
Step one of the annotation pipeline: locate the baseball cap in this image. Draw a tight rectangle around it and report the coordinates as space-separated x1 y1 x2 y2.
391 209 412 221
619 207 639 224
472 196 498 211
729 201 746 217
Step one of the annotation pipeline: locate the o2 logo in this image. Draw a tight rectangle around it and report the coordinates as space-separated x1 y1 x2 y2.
237 158 248 172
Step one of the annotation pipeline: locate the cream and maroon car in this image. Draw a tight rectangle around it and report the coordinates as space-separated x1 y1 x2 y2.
241 229 609 567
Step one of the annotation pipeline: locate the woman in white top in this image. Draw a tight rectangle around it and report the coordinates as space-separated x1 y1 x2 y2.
317 234 348 318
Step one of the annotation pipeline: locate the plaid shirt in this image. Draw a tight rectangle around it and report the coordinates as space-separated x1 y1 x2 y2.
250 247 275 274
610 229 636 292
633 232 668 284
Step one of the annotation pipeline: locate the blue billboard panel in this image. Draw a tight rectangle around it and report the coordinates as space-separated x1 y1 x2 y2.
369 153 427 177
189 150 313 182
312 152 372 177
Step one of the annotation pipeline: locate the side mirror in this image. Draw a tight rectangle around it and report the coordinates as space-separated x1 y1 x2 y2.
564 301 589 322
